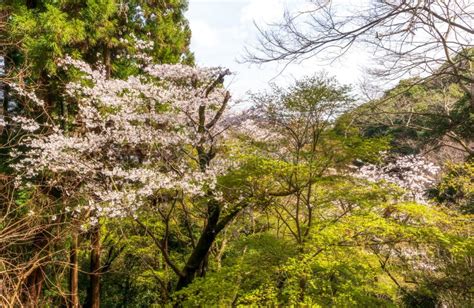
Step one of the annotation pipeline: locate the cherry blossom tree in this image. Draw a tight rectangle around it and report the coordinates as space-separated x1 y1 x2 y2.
354 154 440 203
7 43 237 303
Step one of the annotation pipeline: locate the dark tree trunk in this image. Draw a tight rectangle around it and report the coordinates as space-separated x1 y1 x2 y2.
175 199 220 291
103 45 111 79
25 266 44 306
24 232 48 306
85 225 101 308
198 253 209 278
69 232 79 308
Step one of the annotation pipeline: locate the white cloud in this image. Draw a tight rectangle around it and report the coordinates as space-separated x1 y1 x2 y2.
240 0 285 25
190 20 219 49
186 0 373 100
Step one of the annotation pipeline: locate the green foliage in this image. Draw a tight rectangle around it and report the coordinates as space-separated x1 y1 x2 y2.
8 4 86 76
435 162 474 213
172 173 473 306
281 249 397 307
100 217 172 307
3 0 193 78
348 66 473 157
175 233 297 306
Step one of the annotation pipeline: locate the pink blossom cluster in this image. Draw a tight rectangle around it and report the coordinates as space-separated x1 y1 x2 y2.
11 57 233 223
10 115 41 132
354 154 440 203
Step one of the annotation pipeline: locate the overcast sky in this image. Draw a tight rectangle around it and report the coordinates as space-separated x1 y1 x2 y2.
185 0 371 101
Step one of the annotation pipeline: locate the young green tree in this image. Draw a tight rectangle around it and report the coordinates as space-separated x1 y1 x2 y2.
172 76 473 307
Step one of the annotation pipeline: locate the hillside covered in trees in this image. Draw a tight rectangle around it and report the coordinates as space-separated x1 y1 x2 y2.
0 1 472 307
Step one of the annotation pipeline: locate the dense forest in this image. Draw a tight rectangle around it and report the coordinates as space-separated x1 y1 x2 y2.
0 0 472 307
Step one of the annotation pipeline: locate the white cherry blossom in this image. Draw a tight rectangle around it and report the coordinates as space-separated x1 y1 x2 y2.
12 56 233 223
354 154 440 203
